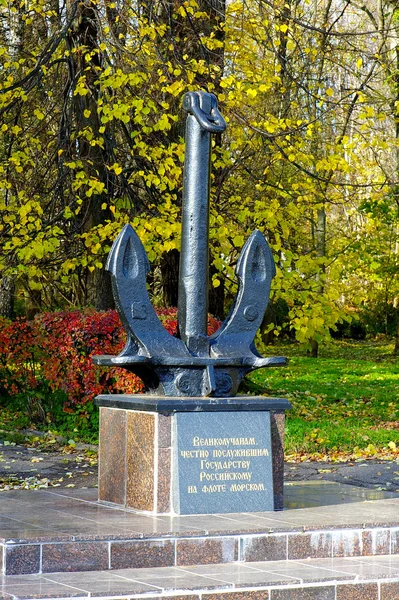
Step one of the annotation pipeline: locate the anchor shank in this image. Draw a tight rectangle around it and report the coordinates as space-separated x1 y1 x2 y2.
178 92 214 354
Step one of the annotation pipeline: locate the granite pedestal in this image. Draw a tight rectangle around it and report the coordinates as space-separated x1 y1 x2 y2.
95 395 291 514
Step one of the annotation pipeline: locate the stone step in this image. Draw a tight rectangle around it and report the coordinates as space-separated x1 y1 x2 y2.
1 554 399 599
1 486 398 576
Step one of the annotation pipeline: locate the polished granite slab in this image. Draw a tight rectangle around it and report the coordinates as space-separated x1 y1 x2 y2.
0 555 398 599
173 411 275 514
97 405 287 513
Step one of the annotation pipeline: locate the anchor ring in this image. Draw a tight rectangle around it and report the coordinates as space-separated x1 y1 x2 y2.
182 91 227 133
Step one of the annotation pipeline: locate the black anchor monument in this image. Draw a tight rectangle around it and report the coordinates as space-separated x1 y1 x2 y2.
94 92 291 515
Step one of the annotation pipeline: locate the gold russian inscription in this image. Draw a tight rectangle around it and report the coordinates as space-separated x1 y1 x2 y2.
181 433 271 495
201 484 227 493
193 436 256 447
212 448 269 457
200 460 251 470
200 471 253 482
180 449 209 459
230 483 265 492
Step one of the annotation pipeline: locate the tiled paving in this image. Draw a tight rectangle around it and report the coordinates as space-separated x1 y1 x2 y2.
0 555 398 598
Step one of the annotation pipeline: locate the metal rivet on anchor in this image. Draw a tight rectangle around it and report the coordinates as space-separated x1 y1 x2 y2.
244 305 258 322
216 373 233 394
176 373 192 394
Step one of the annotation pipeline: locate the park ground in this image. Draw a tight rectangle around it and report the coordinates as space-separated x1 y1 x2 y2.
249 337 399 461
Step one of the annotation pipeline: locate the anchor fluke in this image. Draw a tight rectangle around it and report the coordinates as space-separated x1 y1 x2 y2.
210 230 276 360
105 223 190 360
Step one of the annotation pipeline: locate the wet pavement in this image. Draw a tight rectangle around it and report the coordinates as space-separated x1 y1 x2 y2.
0 443 98 490
285 458 399 493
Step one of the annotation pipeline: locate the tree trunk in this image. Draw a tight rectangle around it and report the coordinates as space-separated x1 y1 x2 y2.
310 206 327 357
66 0 115 310
0 277 15 319
309 339 319 358
140 0 226 309
209 261 225 320
85 270 114 312
393 39 399 355
394 315 399 355
260 303 277 346
25 289 42 320
160 249 180 307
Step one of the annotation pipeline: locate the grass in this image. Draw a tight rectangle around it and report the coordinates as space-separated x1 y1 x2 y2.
248 338 399 460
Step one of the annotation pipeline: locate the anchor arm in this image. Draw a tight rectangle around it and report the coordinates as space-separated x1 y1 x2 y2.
210 230 277 359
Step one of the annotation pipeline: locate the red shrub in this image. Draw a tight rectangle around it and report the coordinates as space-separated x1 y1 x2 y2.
35 310 143 408
0 316 41 395
0 308 221 410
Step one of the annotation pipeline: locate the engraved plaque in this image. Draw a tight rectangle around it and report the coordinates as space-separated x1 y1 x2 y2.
173 411 274 514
